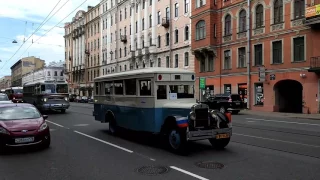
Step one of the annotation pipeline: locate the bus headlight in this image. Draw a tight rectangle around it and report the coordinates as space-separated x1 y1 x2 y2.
64 97 68 101
42 98 47 102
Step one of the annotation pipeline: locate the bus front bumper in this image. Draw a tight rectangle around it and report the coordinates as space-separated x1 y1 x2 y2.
186 128 232 141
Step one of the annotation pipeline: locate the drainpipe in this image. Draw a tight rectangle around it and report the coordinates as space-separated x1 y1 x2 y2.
246 0 251 109
169 0 173 68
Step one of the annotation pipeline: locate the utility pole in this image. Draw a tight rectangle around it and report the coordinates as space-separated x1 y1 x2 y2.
246 0 251 109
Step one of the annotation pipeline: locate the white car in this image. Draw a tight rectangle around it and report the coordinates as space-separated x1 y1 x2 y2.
0 93 13 104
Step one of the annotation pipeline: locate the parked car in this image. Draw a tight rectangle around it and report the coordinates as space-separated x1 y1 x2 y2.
0 93 13 104
78 96 88 103
69 94 77 102
201 94 245 114
0 103 51 153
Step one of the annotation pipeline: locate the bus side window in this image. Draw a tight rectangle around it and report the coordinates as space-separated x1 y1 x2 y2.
104 81 113 95
125 79 136 95
114 80 123 95
95 82 99 95
139 80 151 96
157 85 167 99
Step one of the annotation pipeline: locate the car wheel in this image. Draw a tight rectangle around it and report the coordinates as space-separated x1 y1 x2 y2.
209 138 230 150
0 144 7 155
219 106 226 113
167 128 187 154
41 137 51 149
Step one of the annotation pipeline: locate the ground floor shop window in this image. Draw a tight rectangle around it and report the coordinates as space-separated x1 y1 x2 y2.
224 84 231 94
255 83 264 105
201 85 214 100
238 83 247 107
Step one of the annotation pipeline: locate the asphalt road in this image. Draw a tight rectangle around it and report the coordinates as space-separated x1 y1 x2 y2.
1 103 320 180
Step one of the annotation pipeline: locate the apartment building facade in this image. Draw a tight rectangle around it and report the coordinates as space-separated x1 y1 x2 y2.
99 0 194 75
192 0 320 114
10 56 45 87
64 10 87 96
86 4 101 97
0 76 11 89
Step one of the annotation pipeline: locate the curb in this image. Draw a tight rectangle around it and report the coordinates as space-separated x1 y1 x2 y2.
240 111 320 120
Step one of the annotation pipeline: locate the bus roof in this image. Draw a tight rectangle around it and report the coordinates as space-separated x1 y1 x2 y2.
95 68 194 81
23 80 67 86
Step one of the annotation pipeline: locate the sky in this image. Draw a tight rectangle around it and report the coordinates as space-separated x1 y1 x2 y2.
0 0 100 77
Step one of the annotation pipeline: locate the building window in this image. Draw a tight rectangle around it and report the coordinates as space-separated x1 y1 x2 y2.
125 65 127 71
274 0 283 24
184 52 189 66
184 0 189 13
225 15 231 36
293 36 305 62
149 15 152 28
294 0 305 19
174 3 178 17
255 83 264 105
166 7 170 19
208 54 214 71
254 44 263 66
111 15 113 26
119 48 122 58
195 20 206 40
166 33 169 46
184 26 189 40
200 59 205 72
272 40 282 64
120 11 122 21
157 11 161 24
142 18 145 30
158 58 161 67
239 10 246 33
238 47 246 68
124 47 127 57
158 36 161 47
255 5 264 28
125 8 127 19
224 84 231 94
196 0 206 8
175 54 178 68
224 50 231 69
136 21 138 33
174 29 178 43
149 37 152 46
166 56 170 68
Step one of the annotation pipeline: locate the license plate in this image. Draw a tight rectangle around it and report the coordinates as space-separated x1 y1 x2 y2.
15 137 35 144
53 104 61 107
236 102 240 105
216 133 230 139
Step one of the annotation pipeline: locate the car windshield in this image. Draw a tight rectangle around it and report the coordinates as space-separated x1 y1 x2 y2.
0 106 41 120
0 95 9 101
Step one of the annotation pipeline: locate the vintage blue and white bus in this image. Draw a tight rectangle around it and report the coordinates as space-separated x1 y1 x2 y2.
23 80 70 113
92 68 232 152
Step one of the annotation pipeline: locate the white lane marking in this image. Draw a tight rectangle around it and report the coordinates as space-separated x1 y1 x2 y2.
73 124 89 127
246 118 320 126
46 120 64 128
170 166 209 180
247 121 256 123
74 131 133 153
234 133 320 148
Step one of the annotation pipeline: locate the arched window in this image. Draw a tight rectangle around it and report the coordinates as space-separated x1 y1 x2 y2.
124 65 127 71
255 5 264 28
274 0 283 24
224 14 231 36
239 10 246 32
184 26 189 40
294 0 305 19
195 20 206 40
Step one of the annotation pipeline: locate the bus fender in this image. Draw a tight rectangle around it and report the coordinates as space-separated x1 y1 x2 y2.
161 116 188 134
104 110 115 123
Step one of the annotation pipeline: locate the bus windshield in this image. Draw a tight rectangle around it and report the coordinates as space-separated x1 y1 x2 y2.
13 89 23 94
41 84 68 93
169 85 194 99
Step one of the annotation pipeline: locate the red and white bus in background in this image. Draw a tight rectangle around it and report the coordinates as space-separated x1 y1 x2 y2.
5 87 24 103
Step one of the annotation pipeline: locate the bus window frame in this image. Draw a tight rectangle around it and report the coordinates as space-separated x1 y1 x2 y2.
155 83 168 100
138 78 154 97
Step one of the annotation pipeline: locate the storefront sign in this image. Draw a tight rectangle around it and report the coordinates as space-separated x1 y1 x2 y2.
306 5 320 18
258 67 266 82
199 77 206 90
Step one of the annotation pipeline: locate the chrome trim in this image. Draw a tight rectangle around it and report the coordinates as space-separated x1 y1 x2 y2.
186 128 232 141
6 140 42 147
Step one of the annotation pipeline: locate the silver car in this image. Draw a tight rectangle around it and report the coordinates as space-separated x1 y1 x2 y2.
0 93 13 104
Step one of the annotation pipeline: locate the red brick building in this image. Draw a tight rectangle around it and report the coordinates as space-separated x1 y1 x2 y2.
191 0 320 114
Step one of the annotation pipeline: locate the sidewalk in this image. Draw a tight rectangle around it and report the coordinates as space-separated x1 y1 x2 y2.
240 110 320 120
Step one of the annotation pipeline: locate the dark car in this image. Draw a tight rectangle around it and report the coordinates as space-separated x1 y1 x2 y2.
5 87 23 103
69 94 77 102
201 94 244 114
0 103 51 153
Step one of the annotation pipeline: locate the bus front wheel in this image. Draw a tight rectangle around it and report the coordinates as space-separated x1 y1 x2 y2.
108 114 117 135
167 127 187 154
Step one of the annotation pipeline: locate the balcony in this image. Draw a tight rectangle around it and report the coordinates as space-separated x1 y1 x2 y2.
161 17 170 28
308 56 320 73
305 3 320 28
120 35 127 43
